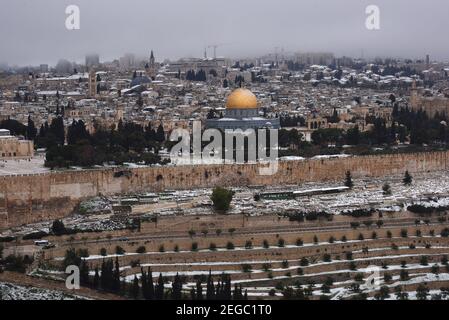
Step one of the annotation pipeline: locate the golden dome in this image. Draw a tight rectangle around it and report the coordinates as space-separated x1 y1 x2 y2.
226 88 258 109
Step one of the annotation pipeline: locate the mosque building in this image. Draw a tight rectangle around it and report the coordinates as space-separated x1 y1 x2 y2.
206 88 280 130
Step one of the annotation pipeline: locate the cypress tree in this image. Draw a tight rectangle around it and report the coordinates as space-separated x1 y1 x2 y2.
49 116 65 146
206 270 215 300
147 267 155 300
233 284 239 300
38 124 46 138
99 259 113 291
344 171 354 189
156 273 164 300
224 275 232 300
196 280 203 300
403 171 413 186
141 268 149 299
100 260 107 290
233 284 243 300
80 260 90 287
93 266 99 289
105 259 114 291
190 287 196 300
156 123 165 142
171 273 182 300
130 275 139 299
26 116 37 141
145 122 156 141
113 257 121 293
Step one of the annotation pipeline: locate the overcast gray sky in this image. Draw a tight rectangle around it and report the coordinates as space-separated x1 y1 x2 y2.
1 0 448 66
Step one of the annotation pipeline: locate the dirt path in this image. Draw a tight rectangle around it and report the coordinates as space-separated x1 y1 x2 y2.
0 271 125 300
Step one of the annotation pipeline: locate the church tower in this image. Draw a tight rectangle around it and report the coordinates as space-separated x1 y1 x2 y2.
147 50 156 79
150 50 155 67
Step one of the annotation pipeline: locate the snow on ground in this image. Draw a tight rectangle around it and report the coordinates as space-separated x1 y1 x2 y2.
0 282 89 300
317 271 449 300
380 289 449 300
0 156 48 176
78 197 112 214
79 235 440 262
3 171 449 238
80 246 449 290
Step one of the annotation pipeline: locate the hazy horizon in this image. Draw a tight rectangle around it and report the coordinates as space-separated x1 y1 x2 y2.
1 0 449 67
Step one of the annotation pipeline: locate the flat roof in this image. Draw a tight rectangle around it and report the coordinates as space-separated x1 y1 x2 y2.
0 128 11 137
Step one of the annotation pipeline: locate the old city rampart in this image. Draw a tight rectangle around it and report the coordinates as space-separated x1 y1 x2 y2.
0 151 448 229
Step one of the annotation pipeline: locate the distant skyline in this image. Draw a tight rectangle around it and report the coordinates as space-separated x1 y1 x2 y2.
1 0 449 67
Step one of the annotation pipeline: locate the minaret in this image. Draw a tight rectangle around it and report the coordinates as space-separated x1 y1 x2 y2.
148 50 156 79
150 50 155 67
88 69 97 98
410 79 418 109
115 103 124 122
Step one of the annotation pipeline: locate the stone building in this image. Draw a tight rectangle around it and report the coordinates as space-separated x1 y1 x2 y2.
410 80 449 117
306 115 327 130
0 129 34 159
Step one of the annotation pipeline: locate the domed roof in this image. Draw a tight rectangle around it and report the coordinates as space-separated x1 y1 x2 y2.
226 88 258 109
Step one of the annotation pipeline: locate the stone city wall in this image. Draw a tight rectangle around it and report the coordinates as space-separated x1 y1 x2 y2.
0 151 448 229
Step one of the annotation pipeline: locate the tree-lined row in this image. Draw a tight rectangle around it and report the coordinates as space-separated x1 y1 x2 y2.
63 248 247 300
43 118 168 168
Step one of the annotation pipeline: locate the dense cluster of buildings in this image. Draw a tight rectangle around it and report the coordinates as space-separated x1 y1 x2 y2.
1 51 449 302
0 51 448 159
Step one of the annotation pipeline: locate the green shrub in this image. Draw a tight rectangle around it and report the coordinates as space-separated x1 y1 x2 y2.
226 242 234 250
241 264 252 273
278 238 285 247
136 246 146 254
262 240 269 248
210 187 234 212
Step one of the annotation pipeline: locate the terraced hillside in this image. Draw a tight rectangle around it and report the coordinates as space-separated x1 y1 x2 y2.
34 212 449 300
